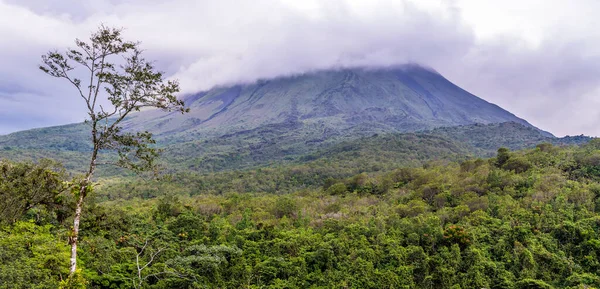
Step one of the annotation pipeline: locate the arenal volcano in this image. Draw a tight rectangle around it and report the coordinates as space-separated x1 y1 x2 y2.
123 64 546 142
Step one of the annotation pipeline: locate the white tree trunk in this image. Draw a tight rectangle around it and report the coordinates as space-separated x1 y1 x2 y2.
69 187 86 274
69 151 95 275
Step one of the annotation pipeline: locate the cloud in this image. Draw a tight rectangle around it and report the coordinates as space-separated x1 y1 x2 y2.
0 0 599 137
442 36 600 137
168 0 473 92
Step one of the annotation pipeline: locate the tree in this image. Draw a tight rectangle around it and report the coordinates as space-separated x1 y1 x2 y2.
39 25 188 277
0 221 70 288
131 239 166 289
0 159 67 224
496 147 511 168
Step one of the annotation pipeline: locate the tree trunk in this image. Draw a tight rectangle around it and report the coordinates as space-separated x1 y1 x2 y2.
69 188 86 274
69 139 97 275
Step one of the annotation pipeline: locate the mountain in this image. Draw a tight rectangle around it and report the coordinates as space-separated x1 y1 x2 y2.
1 65 585 174
126 65 546 143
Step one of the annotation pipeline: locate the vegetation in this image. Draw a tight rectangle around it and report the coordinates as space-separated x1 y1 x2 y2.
0 159 68 225
38 25 188 278
3 139 600 288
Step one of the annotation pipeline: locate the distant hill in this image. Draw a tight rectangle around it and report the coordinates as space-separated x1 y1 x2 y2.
0 121 590 176
427 122 589 155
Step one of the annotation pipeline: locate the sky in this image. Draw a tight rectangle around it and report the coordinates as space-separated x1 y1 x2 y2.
0 0 598 136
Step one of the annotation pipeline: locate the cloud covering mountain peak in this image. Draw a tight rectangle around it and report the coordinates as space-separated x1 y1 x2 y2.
0 0 599 136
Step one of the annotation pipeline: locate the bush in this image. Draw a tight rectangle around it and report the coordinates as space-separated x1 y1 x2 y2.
273 197 298 218
59 270 87 289
326 182 348 195
502 156 532 173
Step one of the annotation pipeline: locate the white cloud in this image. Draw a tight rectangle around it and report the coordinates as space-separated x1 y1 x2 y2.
0 0 599 136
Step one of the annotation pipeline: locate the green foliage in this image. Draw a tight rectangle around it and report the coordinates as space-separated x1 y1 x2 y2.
3 137 600 288
326 182 348 195
59 270 88 289
515 279 554 289
273 197 298 218
443 225 470 248
503 156 532 173
0 159 68 224
496 147 511 167
0 222 70 288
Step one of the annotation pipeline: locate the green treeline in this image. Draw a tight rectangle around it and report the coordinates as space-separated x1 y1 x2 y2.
2 140 600 288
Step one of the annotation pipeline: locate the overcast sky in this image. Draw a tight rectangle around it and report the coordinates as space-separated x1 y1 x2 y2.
0 0 598 136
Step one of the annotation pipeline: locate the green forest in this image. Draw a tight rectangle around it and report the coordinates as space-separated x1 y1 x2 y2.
3 140 600 288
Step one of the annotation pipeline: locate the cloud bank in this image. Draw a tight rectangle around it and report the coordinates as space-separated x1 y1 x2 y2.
0 0 599 136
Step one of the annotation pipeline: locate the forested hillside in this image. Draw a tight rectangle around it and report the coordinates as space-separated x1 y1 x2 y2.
3 140 600 288
0 122 589 175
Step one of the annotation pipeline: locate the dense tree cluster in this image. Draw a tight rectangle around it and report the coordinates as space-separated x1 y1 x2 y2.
2 141 600 288
0 160 69 225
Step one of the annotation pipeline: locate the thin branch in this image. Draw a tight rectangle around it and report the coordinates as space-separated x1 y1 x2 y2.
59 66 90 107
87 58 96 104
133 239 169 288
140 247 164 272
91 49 107 112
135 239 148 288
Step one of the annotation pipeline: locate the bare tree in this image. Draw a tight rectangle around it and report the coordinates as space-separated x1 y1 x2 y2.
39 25 188 277
132 240 163 289
126 238 192 288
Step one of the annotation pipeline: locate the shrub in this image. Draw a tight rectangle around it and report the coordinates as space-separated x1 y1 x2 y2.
326 182 348 195
273 197 298 218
